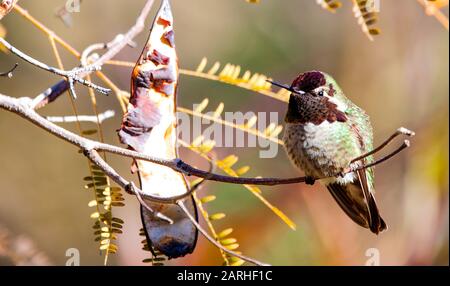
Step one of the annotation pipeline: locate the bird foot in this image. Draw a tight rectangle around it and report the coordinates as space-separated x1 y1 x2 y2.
305 176 316 185
125 181 137 194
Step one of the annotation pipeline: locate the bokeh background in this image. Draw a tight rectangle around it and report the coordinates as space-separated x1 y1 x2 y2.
0 0 448 266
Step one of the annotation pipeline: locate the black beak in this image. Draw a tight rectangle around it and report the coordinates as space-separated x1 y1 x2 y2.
266 79 305 95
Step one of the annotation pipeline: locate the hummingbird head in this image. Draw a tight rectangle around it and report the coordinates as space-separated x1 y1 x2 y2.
270 71 347 125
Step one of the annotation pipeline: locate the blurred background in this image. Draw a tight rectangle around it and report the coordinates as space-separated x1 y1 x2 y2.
0 0 448 266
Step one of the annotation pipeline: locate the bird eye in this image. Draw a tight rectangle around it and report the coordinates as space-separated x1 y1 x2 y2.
318 90 324 96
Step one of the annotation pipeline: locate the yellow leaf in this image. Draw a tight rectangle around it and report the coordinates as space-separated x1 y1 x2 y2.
244 115 257 129
200 195 216 204
218 228 233 238
108 244 118 251
194 98 209 113
90 212 100 219
100 239 110 245
241 70 251 82
196 57 207 73
225 243 239 250
270 125 283 137
219 155 239 168
219 63 231 79
207 61 221 75
0 24 7 54
231 65 241 80
213 103 224 118
209 213 226 220
199 140 216 153
190 178 203 188
220 238 237 245
88 200 97 207
264 123 276 135
236 166 250 176
0 23 5 37
103 187 111 196
101 232 110 238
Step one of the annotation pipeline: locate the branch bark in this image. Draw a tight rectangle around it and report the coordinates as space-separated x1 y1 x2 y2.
0 93 413 195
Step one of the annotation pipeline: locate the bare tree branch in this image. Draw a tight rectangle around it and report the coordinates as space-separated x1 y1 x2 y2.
0 93 413 195
0 37 110 96
31 0 155 109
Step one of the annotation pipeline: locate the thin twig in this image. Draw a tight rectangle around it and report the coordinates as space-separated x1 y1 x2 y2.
128 182 173 224
0 37 110 95
348 140 411 172
31 0 155 109
13 4 80 57
417 0 449 30
177 201 270 266
351 127 415 163
0 63 18 78
46 110 115 124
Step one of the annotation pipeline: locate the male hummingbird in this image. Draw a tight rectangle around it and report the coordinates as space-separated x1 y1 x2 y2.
278 71 387 234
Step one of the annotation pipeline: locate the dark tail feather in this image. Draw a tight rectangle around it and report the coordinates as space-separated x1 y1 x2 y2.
365 194 387 234
356 169 387 234
140 196 198 259
327 175 387 234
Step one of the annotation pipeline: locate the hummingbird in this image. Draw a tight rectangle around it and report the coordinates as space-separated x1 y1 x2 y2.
273 71 387 234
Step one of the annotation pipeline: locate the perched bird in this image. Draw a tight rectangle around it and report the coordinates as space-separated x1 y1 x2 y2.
277 71 387 234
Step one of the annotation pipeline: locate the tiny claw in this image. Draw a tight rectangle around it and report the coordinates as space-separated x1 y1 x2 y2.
82 148 90 157
305 176 316 185
125 181 136 194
